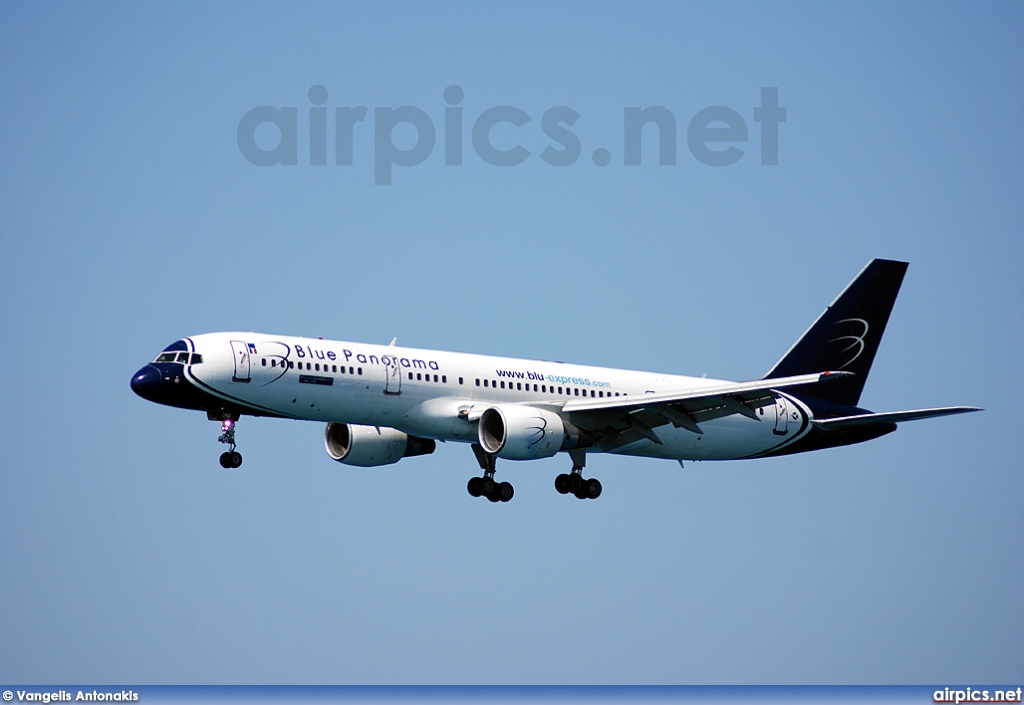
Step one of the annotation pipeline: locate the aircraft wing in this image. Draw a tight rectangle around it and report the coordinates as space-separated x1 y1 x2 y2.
812 406 982 430
561 371 851 444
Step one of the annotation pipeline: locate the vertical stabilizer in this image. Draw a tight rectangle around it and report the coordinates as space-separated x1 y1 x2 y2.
764 259 908 406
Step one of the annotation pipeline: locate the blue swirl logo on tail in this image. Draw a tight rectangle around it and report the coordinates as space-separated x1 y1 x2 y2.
829 318 869 369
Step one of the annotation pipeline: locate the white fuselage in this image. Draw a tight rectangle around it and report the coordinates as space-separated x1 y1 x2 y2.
183 332 811 462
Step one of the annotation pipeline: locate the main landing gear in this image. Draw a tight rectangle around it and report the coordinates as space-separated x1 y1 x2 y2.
215 414 243 468
465 446 603 502
555 449 602 500
467 443 514 502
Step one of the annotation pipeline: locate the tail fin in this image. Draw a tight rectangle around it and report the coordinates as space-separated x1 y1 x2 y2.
764 259 909 406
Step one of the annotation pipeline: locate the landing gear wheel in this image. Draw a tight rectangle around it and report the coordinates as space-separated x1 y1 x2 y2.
571 478 601 499
469 475 513 502
555 474 570 494
480 476 496 496
496 481 514 502
567 473 584 493
219 452 232 469
558 469 602 499
229 451 243 468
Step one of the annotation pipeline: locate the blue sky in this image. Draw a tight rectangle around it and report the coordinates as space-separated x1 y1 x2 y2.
1 1 1021 685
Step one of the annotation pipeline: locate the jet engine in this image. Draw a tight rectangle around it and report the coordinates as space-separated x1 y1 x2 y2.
324 422 436 467
477 405 590 460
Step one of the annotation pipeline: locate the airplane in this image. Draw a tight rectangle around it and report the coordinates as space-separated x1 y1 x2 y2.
130 259 979 502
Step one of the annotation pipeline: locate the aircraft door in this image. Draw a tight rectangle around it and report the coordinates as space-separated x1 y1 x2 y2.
230 340 251 382
773 396 789 435
384 358 402 395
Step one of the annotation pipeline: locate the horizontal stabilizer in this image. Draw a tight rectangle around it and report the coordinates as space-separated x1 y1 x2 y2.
813 406 982 431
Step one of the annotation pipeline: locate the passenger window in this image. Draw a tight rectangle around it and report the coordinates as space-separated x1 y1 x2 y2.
262 359 267 367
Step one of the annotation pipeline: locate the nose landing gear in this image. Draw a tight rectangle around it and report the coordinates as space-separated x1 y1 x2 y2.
214 414 243 468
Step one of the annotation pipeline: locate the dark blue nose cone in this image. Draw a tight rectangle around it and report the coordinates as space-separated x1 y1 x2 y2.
131 362 214 411
131 365 164 402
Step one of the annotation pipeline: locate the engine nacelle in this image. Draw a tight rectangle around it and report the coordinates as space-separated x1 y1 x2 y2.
324 422 435 467
478 405 589 460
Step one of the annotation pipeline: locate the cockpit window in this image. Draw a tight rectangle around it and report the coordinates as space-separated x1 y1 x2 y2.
154 352 203 364
155 340 191 363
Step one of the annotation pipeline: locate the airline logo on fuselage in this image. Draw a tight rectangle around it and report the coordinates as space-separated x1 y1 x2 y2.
291 342 441 371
